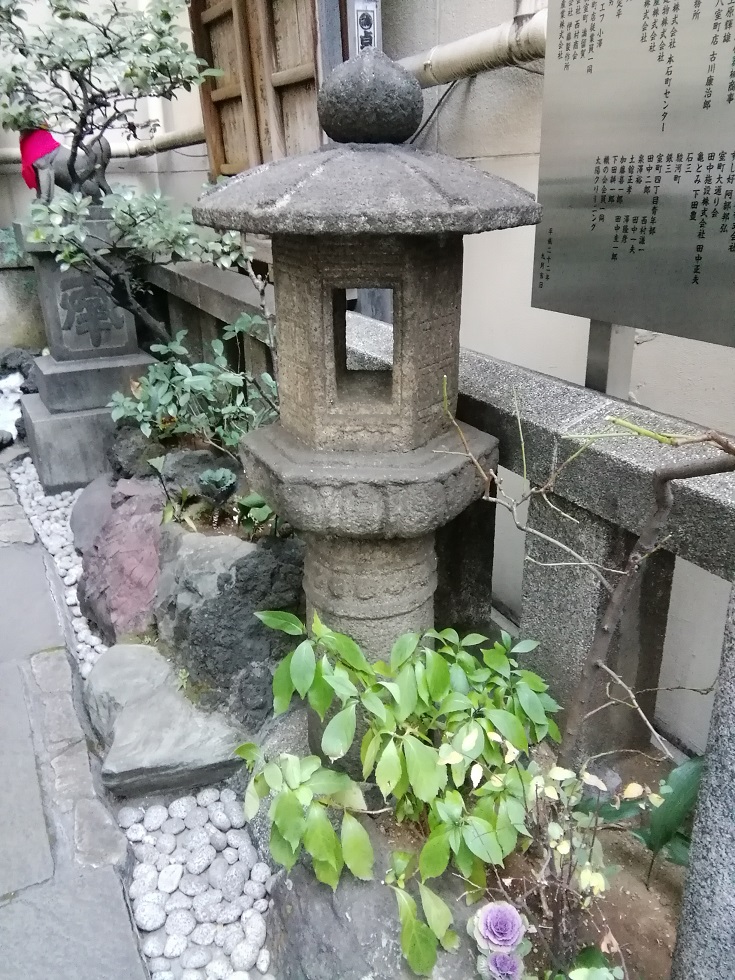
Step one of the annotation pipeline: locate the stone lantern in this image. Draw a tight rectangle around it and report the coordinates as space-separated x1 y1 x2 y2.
194 51 540 658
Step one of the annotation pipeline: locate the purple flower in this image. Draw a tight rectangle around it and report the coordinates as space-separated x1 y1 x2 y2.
486 951 524 980
475 901 525 952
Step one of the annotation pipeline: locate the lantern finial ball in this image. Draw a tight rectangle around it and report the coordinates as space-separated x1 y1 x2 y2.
317 48 424 145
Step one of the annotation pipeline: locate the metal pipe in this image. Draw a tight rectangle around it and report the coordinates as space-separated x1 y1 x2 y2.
398 9 547 88
0 124 206 166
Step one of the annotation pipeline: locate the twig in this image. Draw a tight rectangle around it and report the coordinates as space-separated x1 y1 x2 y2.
593 662 674 761
513 386 527 481
525 557 627 575
558 452 735 767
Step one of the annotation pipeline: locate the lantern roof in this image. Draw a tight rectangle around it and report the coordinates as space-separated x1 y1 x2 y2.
193 50 541 237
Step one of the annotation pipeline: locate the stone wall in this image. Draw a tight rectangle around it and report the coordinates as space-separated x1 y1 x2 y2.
0 230 45 351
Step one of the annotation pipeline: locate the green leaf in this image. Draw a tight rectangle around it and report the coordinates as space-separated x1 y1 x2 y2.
440 929 460 951
290 639 316 698
255 610 305 635
234 741 259 766
263 762 283 792
393 889 437 977
375 738 402 799
272 653 295 716
307 660 334 721
511 638 539 654
419 829 450 880
664 832 691 867
647 757 703 854
321 703 357 761
312 857 342 891
324 665 359 702
463 816 503 864
304 803 342 878
341 812 374 880
361 689 387 723
272 789 306 850
403 735 444 803
328 633 372 675
390 632 420 672
269 822 299 870
307 768 353 796
243 779 261 820
418 882 453 941
361 730 382 779
547 716 562 743
425 649 451 702
460 633 488 647
514 669 548 692
482 646 511 677
448 663 470 694
515 681 547 725
394 664 418 722
486 708 529 752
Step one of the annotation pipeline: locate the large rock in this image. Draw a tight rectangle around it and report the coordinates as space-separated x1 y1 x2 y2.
86 643 243 795
106 425 166 480
267 816 476 980
70 474 115 555
161 448 241 494
155 525 305 730
0 345 39 380
78 479 165 643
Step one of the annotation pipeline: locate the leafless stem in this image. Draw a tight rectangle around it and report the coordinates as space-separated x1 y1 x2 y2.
593 661 674 761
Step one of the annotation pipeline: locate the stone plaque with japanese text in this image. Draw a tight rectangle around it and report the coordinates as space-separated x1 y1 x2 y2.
533 0 735 346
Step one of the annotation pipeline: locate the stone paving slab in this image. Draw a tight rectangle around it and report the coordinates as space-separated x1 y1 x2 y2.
0 545 63 663
0 865 148 980
0 663 53 897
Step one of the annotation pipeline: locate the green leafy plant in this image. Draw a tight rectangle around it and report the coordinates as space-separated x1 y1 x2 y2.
109 329 277 449
147 456 205 531
632 755 703 879
234 492 280 537
235 742 375 892
242 613 560 976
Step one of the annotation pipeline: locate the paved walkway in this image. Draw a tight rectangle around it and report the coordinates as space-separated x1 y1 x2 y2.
0 451 147 980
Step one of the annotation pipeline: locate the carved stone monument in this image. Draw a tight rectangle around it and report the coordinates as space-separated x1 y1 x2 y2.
194 50 541 657
16 208 152 491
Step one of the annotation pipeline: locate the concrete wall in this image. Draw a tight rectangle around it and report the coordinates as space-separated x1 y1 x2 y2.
383 0 733 754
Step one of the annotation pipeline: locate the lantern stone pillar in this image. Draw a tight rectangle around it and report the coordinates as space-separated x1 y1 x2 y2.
194 49 541 659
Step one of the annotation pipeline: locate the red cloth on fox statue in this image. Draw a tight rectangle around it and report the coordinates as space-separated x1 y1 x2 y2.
19 130 61 191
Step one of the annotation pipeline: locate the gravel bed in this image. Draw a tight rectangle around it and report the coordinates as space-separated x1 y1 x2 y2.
123 789 277 980
10 456 107 679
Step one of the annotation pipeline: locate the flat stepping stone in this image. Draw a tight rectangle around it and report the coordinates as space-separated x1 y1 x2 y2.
0 544 63 663
85 644 242 796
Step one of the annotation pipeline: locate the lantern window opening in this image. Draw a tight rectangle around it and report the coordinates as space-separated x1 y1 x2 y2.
332 286 395 408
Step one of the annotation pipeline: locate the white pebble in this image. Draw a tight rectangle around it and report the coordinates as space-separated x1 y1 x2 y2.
134 862 158 881
256 949 270 974
208 803 231 832
180 874 211 897
169 796 198 819
185 807 209 830
221 865 247 902
182 946 212 969
219 789 237 804
187 844 217 875
165 909 196 936
205 957 233 979
250 864 270 884
208 857 229 890
142 931 167 958
156 854 172 872
126 823 146 842
144 805 169 831
243 911 266 949
216 903 242 925
182 972 205 980
191 923 217 946
157 833 177 855
165 891 193 912
151 973 175 980
230 940 259 972
164 933 189 958
135 899 167 931
230 975 253 980
117 805 144 829
149 957 171 973
185 828 211 851
223 848 238 865
252 899 268 914
220 923 244 955
207 827 228 851
242 881 265 901
158 864 184 894
223 800 246 829
163 816 186 835
196 787 220 807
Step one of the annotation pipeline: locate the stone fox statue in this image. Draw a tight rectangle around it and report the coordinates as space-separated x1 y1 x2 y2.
19 129 112 204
